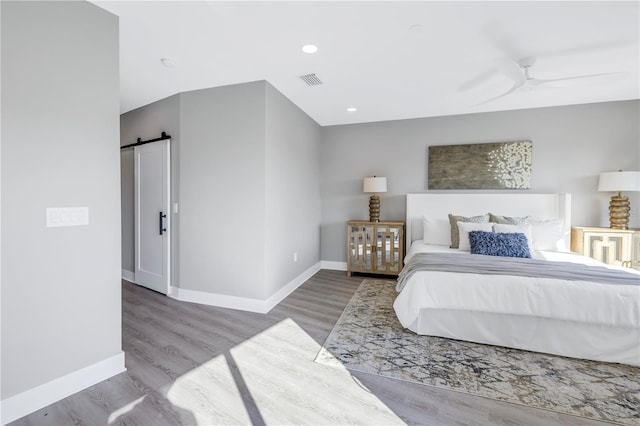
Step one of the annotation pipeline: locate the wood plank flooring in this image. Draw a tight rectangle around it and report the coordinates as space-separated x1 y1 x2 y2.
11 270 610 425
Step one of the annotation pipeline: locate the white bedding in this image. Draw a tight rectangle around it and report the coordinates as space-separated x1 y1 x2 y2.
394 241 640 366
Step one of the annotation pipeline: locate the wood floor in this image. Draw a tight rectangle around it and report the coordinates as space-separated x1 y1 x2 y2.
12 270 610 425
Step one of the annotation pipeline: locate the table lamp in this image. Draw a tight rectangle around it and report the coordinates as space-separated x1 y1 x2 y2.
598 170 640 229
363 176 387 222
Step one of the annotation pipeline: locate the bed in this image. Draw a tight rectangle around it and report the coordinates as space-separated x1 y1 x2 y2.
393 193 640 366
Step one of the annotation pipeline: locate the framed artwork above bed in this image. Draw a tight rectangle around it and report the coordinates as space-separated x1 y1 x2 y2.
428 141 532 189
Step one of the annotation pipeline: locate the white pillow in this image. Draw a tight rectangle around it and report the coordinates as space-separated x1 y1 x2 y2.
457 221 495 251
422 215 451 246
530 219 567 251
493 223 535 253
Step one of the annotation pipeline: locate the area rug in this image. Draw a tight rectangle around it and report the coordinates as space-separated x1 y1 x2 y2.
315 279 640 425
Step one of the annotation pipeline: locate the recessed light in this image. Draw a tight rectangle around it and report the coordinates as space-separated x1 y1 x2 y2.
347 107 357 112
160 57 177 68
302 44 318 54
409 24 423 32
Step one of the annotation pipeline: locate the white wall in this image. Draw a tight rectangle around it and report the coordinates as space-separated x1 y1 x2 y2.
320 101 640 262
1 0 123 412
264 83 322 296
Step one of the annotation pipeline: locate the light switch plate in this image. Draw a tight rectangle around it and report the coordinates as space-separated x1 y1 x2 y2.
46 207 89 227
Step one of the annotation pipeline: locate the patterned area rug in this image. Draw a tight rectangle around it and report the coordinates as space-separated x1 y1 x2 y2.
315 279 640 425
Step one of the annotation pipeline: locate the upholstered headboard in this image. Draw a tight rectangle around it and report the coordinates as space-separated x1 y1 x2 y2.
405 193 571 254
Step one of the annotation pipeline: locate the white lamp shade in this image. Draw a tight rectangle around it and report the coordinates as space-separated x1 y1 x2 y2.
598 171 640 192
363 176 387 193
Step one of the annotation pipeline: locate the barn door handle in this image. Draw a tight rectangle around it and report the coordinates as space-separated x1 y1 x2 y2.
159 212 167 235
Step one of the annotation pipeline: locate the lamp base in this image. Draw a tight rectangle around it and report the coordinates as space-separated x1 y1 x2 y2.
609 194 630 230
369 195 380 222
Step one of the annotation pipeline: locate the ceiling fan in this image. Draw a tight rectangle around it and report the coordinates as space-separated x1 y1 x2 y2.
474 56 624 105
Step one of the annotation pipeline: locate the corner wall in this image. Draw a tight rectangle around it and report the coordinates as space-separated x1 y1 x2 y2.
265 83 322 297
320 100 640 262
120 81 324 308
179 82 268 299
1 1 124 422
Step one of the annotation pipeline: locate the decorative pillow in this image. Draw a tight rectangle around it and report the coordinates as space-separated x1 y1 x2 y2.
469 230 532 258
457 222 495 251
422 216 451 246
448 213 489 249
489 213 530 225
493 223 535 253
530 219 567 251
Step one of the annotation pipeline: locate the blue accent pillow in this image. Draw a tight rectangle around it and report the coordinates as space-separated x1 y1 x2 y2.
468 231 532 258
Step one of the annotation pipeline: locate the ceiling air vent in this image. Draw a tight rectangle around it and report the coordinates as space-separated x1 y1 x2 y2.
300 73 323 86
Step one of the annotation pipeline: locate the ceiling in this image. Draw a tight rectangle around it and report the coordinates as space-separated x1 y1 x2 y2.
94 1 640 126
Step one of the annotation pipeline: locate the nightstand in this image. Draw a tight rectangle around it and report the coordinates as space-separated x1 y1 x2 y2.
347 221 404 276
571 226 640 271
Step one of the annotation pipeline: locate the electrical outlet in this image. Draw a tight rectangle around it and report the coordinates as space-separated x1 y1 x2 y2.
293 252 298 262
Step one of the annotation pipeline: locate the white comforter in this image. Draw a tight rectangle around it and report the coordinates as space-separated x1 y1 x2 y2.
393 241 640 364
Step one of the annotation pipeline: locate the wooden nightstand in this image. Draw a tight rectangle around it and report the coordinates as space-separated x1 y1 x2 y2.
347 221 404 277
571 226 640 271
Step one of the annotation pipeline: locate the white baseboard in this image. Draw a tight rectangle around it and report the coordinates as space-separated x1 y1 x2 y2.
263 262 321 311
121 269 135 283
169 285 270 313
321 261 347 271
169 262 322 314
1 352 126 425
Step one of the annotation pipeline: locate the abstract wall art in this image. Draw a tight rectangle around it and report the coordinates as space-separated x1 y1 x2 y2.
428 141 532 189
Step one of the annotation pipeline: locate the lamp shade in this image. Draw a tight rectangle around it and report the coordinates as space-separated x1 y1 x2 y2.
598 171 640 192
363 176 387 193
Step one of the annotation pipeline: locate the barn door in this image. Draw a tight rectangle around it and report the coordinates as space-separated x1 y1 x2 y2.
134 140 170 294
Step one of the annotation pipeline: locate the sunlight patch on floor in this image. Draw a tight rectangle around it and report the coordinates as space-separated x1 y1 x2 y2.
166 353 252 425
108 396 146 424
229 318 405 425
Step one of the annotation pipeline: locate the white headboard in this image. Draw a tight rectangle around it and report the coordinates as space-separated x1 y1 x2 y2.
405 193 571 254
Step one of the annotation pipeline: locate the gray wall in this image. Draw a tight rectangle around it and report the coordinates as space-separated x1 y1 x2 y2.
120 94 180 287
120 83 638 295
320 101 640 262
179 82 268 298
1 0 121 399
265 83 322 295
120 81 324 301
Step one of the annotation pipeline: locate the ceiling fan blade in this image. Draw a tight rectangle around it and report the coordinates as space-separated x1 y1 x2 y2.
481 22 523 61
473 84 520 106
538 39 637 60
458 68 498 92
494 58 525 87
529 71 626 87
482 21 635 62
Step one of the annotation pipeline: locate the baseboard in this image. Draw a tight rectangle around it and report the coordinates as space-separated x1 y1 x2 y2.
121 269 135 283
169 285 271 313
263 262 321 312
1 352 126 425
169 262 322 314
321 260 347 271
